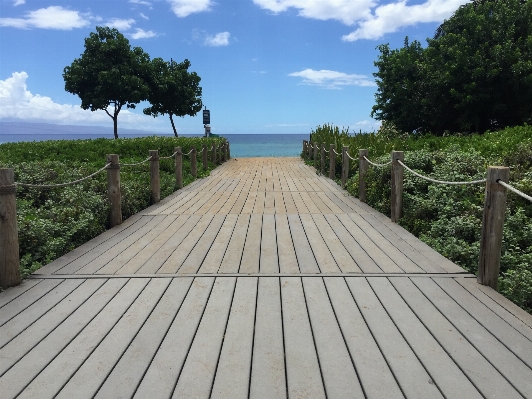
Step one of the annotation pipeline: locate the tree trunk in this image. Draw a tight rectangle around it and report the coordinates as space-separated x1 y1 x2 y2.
113 116 118 139
169 114 178 137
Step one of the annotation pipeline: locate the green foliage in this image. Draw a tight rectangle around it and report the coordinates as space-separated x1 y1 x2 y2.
0 136 225 278
63 26 151 138
305 124 532 312
372 0 532 134
143 58 203 137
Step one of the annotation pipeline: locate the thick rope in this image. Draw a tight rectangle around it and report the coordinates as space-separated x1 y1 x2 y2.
15 163 112 189
183 149 194 156
497 180 532 202
346 152 357 161
364 156 392 167
332 149 341 156
159 151 178 160
120 156 152 167
398 160 486 185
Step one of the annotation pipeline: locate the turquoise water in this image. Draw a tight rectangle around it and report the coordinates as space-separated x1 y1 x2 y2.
0 133 308 158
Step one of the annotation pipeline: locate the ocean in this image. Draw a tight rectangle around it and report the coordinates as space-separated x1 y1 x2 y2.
0 131 309 158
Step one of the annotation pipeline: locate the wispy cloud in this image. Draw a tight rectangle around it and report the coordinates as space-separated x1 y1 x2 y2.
105 18 136 30
204 31 230 47
139 13 149 20
0 71 149 127
253 0 469 41
289 69 375 89
13 0 25 6
168 0 214 17
0 6 92 30
130 28 157 39
129 0 153 6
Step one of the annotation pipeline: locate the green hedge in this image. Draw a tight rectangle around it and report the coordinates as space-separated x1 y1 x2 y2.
305 124 532 312
0 136 226 278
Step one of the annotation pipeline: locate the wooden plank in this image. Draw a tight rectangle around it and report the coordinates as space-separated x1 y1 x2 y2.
211 277 257 399
96 215 178 274
329 209 391 274
249 277 286 399
274 191 286 214
260 214 279 273
183 191 217 214
205 191 232 215
287 214 320 273
411 277 532 398
0 279 84 348
368 277 483 398
177 215 226 274
241 191 257 214
75 215 166 275
54 278 171 399
253 191 266 214
116 215 191 274
291 192 309 214
311 214 362 273
348 214 424 273
299 214 340 273
434 278 532 367
0 279 42 309
280 277 325 398
264 191 275 214
456 278 532 337
134 214 201 274
158 215 216 273
0 279 106 376
299 192 321 213
345 277 444 398
336 214 402 273
229 191 249 214
173 277 237 398
323 277 402 398
198 214 238 273
133 277 215 399
161 191 202 214
219 214 250 273
0 279 62 327
146 191 197 215
390 276 523 399
218 192 241 214
195 191 224 214
282 192 298 214
239 214 262 273
12 278 145 399
275 214 300 274
91 278 192 398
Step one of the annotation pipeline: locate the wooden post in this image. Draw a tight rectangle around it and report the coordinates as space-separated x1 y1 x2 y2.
217 143 222 165
478 166 510 289
175 147 183 189
202 145 208 171
224 142 229 161
329 144 335 179
391 151 404 223
0 168 21 289
106 154 122 227
307 141 312 159
313 142 318 169
211 143 216 164
191 146 197 178
149 150 160 204
303 140 306 157
359 149 369 203
321 143 326 175
341 146 349 188
227 142 231 159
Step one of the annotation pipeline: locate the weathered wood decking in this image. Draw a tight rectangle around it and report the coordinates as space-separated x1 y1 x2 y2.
1 157 532 398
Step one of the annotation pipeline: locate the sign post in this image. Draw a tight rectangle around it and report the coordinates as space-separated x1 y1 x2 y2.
203 107 211 137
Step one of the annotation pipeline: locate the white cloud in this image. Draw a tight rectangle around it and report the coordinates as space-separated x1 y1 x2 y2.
105 18 136 30
342 0 467 41
254 0 469 41
168 0 213 17
0 72 148 127
289 69 375 89
13 0 25 6
140 13 149 20
0 6 92 30
253 0 375 26
129 0 153 6
130 28 157 39
204 32 230 47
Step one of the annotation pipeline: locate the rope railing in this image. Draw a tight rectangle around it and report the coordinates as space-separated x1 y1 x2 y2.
332 149 341 156
398 160 486 185
364 156 392 167
13 162 112 189
183 149 194 157
120 156 153 167
346 152 357 161
497 180 532 202
159 151 178 160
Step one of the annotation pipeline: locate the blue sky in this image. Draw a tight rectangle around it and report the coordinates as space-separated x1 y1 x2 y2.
0 0 468 135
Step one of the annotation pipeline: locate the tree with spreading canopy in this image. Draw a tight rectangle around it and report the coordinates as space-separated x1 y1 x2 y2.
371 0 532 134
63 26 150 139
143 58 202 137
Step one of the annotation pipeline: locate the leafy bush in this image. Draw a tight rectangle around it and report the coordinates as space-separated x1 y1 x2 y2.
0 136 225 278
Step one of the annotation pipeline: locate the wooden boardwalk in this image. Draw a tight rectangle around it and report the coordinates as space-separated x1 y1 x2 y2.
1 157 532 398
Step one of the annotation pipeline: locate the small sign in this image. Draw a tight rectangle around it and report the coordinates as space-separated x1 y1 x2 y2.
203 110 210 125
